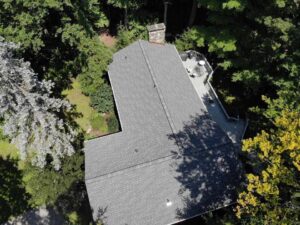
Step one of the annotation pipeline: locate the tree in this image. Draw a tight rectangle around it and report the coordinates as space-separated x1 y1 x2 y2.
22 152 84 206
175 0 300 125
236 110 300 224
188 0 199 27
77 37 113 96
116 20 148 50
0 0 108 91
0 38 77 169
107 0 145 28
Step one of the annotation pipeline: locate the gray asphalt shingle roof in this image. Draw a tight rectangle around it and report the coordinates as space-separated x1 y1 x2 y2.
85 40 242 225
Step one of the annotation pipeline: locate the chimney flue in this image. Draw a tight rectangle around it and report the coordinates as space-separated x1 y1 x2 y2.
147 23 166 44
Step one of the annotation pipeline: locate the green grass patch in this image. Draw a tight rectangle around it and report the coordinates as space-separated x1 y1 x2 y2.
63 78 109 139
90 113 107 131
0 140 19 160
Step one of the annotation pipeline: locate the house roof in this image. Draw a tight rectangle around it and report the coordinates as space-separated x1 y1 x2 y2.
85 40 242 225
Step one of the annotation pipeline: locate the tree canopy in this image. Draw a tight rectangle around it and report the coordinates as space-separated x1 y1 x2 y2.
236 109 300 224
0 0 300 224
0 38 77 169
0 0 109 92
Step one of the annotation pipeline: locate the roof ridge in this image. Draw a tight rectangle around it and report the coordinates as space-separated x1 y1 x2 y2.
85 141 233 182
86 154 174 183
138 40 178 135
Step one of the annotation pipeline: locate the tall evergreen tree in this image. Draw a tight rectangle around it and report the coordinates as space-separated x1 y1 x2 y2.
0 38 77 169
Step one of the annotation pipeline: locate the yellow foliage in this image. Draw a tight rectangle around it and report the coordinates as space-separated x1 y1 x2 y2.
236 110 300 223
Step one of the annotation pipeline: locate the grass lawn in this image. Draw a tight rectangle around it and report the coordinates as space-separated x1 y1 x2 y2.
63 79 109 139
0 140 19 160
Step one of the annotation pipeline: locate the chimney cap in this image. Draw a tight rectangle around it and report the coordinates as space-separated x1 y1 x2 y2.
147 23 166 32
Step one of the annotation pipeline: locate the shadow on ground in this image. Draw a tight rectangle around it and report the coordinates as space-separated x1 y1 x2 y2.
0 156 30 224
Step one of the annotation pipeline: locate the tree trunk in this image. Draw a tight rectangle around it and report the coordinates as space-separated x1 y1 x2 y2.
188 0 197 27
164 1 169 28
124 6 128 28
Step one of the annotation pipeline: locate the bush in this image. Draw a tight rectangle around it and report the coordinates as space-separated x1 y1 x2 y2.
175 28 199 52
67 211 79 225
90 83 114 113
90 113 106 131
116 20 148 50
77 37 112 96
107 114 119 133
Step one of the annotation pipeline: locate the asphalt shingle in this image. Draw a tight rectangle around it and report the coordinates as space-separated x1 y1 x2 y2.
85 40 241 225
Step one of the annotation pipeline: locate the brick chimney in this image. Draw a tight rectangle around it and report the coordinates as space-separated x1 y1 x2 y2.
147 23 166 44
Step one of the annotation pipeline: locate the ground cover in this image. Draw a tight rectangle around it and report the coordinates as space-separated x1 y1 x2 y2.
63 78 109 139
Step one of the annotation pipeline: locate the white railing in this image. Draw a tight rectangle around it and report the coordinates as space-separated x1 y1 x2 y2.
182 50 249 141
190 50 240 122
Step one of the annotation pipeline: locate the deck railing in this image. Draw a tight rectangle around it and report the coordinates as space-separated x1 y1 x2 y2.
184 50 249 141
186 51 240 122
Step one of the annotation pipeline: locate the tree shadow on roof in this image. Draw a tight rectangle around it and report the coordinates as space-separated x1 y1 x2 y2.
168 113 243 220
93 206 108 225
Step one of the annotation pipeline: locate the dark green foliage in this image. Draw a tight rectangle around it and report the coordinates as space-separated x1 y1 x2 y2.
90 83 115 114
0 157 30 223
107 114 120 133
77 37 113 95
0 0 108 92
55 181 94 225
175 28 199 52
23 152 84 206
175 0 300 133
116 20 148 50
107 0 146 27
107 0 145 9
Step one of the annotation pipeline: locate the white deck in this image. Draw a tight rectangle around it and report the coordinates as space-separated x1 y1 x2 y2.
181 55 246 143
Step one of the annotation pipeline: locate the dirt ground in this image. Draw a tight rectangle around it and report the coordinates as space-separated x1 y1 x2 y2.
99 32 117 48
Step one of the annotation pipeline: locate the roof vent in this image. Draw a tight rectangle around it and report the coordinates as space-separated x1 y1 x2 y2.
147 23 166 44
166 199 173 207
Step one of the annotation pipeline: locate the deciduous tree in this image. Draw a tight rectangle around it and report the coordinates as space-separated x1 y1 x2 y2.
236 110 300 224
23 152 84 206
0 0 108 91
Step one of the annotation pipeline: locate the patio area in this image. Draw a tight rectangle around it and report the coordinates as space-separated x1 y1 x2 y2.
180 51 247 143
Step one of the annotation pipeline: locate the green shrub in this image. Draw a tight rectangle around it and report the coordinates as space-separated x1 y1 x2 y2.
67 211 79 225
116 20 148 50
90 113 106 131
77 37 112 96
107 114 119 133
175 28 199 51
90 83 114 113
